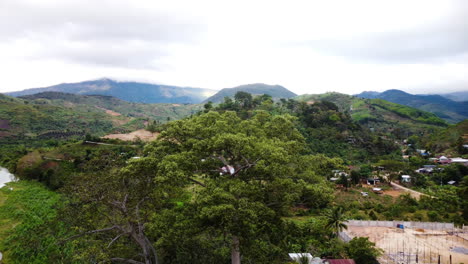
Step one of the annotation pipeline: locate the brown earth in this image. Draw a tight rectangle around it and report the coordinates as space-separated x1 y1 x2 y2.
102 129 159 142
346 226 468 264
95 106 121 116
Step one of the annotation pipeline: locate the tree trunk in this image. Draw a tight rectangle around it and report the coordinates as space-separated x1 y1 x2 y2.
231 236 240 264
129 230 158 264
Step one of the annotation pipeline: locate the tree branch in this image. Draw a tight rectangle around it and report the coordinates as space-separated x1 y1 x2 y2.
108 233 125 248
110 257 144 264
60 225 119 244
135 197 147 234
188 177 206 187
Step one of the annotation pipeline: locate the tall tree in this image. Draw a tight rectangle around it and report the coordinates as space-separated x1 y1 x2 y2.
144 110 330 264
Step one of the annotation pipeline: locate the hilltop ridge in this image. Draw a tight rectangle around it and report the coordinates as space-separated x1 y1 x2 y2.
203 83 297 103
6 78 216 104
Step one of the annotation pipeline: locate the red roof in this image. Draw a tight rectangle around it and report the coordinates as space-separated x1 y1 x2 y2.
327 260 356 264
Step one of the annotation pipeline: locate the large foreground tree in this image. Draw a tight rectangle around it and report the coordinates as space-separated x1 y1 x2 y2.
144 110 332 264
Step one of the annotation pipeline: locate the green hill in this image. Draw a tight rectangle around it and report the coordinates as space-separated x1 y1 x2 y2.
296 92 448 137
0 92 202 170
20 92 202 123
0 93 135 139
422 120 468 155
355 89 468 123
203 83 296 103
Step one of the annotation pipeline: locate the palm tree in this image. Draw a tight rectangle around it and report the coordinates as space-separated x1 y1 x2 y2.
325 206 348 238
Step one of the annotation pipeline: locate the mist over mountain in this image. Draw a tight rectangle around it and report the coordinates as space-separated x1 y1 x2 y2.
203 83 297 103
439 91 468 102
355 89 468 123
6 78 216 104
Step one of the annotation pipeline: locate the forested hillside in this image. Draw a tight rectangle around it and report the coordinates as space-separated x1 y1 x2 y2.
355 89 468 123
297 92 447 138
420 119 468 155
20 92 202 123
0 93 137 139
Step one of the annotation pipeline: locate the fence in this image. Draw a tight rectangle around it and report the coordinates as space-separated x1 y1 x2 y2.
345 220 455 230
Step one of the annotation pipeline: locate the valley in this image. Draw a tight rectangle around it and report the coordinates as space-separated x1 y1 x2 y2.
0 86 467 264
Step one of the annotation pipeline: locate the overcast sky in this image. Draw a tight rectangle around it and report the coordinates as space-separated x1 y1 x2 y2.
1 0 467 95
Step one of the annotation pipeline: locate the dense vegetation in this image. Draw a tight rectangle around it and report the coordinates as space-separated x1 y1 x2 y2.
20 92 202 124
0 92 200 172
296 92 447 138
0 91 466 263
356 89 468 123
420 119 468 155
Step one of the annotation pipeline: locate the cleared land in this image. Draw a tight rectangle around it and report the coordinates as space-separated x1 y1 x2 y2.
102 129 159 142
346 226 468 264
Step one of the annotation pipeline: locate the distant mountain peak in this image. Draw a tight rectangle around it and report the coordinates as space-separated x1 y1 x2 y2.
203 83 296 103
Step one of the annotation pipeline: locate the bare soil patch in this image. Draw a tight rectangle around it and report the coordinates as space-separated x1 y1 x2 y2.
347 226 468 264
95 106 121 116
102 129 159 142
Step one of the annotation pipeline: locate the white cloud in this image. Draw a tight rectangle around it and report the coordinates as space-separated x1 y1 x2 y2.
0 0 467 95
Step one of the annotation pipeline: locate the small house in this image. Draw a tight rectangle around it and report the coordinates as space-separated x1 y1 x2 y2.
438 156 451 164
451 158 468 165
332 170 348 178
401 175 411 183
367 178 380 185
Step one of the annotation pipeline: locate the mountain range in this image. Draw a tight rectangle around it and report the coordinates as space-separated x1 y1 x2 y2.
6 78 216 104
4 79 467 124
438 91 468 102
355 89 468 123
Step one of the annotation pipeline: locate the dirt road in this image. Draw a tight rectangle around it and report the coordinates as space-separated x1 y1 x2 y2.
390 182 430 200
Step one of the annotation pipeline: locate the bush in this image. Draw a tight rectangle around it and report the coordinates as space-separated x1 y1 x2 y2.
346 237 382 264
427 211 439 221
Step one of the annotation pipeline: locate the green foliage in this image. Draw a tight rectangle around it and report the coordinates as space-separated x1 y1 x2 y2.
296 93 447 140
143 110 334 262
324 207 348 236
421 119 468 154
345 237 382 264
0 181 75 263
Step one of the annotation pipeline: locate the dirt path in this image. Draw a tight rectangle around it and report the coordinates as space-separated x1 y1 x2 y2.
390 182 431 200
